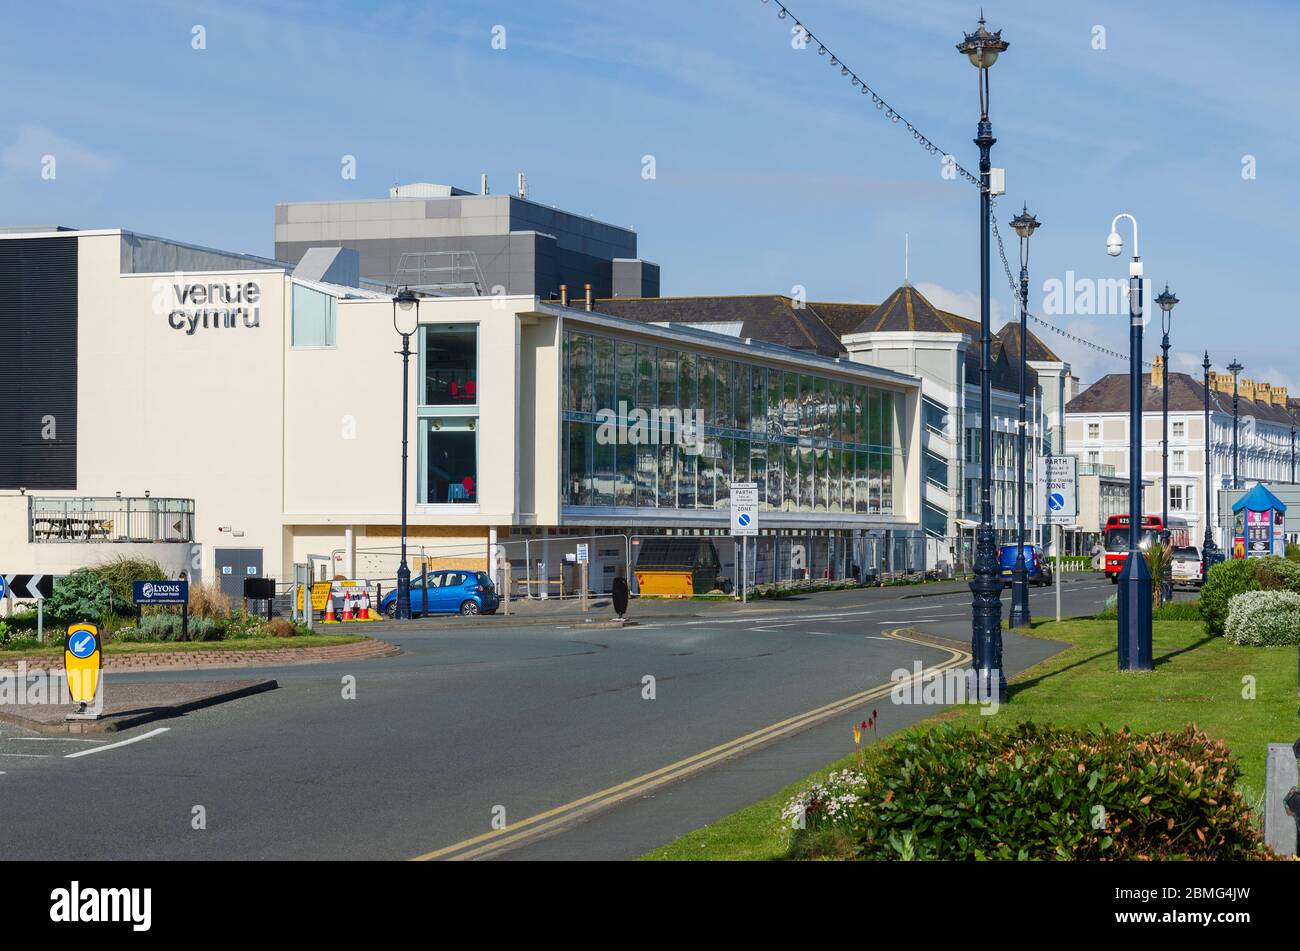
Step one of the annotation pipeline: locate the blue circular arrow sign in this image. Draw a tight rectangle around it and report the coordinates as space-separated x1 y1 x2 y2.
68 631 97 658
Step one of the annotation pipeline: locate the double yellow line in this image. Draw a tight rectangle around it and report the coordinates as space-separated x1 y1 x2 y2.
411 628 969 861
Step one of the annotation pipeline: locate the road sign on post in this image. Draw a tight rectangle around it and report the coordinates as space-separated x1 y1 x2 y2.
730 483 759 603
1039 455 1078 525
133 579 190 640
2 574 54 600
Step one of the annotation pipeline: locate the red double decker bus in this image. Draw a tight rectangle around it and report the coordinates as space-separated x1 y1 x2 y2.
1102 514 1190 582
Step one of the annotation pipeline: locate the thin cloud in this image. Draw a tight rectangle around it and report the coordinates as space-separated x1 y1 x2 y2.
0 125 114 179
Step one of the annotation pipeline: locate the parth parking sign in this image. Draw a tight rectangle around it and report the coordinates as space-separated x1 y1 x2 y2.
730 483 759 537
1039 455 1078 525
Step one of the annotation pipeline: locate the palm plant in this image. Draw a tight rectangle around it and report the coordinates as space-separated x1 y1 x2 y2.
1144 540 1174 609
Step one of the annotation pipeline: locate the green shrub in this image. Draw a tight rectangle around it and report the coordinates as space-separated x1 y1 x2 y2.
88 556 167 608
1224 590 1300 646
1199 559 1260 635
42 569 124 623
783 722 1269 860
1286 542 1300 562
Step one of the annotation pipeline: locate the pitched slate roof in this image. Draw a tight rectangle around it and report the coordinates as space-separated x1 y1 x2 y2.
848 284 978 337
1066 371 1299 425
590 295 847 358
993 321 1062 364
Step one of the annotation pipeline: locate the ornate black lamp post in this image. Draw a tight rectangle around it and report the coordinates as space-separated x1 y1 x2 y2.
1106 213 1152 671
1008 203 1040 629
392 287 420 620
1228 358 1243 489
1201 352 1218 580
1155 285 1178 602
958 13 1010 701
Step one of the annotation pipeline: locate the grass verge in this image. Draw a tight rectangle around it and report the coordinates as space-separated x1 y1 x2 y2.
642 617 1297 860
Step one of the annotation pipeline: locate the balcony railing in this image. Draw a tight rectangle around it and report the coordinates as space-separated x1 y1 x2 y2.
28 497 195 544
1079 463 1116 477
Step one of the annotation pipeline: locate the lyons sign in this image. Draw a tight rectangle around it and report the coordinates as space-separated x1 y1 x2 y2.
166 281 262 335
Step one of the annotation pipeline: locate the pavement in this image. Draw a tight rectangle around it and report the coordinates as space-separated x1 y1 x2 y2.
0 574 1114 860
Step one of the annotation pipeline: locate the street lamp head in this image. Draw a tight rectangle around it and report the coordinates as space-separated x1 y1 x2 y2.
1010 204 1041 240
1155 285 1179 314
1228 358 1243 378
1203 350 1211 373
1106 231 1123 256
392 286 420 335
956 13 1008 69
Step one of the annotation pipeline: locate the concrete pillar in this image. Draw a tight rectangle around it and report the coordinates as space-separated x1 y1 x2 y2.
540 537 550 599
344 526 355 579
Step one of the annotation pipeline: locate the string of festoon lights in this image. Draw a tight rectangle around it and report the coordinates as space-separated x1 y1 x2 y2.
759 0 1146 368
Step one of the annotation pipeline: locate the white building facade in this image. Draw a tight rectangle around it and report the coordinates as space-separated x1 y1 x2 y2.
1063 356 1297 553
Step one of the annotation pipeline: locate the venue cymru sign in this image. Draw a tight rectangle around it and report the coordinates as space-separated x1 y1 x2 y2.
167 281 262 335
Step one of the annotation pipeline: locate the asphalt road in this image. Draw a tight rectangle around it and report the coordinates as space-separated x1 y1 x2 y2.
0 576 1114 860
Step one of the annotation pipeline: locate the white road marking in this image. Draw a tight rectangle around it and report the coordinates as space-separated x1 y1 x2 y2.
64 727 169 759
8 737 104 743
0 752 52 758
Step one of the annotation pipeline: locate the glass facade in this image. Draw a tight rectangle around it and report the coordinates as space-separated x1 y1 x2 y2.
561 329 904 515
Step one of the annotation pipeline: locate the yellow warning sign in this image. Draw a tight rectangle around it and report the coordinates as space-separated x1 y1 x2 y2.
64 622 102 706
296 582 334 612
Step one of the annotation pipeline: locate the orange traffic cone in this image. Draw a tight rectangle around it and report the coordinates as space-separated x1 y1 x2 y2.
323 594 337 623
360 591 371 620
342 593 354 622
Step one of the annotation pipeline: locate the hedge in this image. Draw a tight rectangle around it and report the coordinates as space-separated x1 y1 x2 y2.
1199 556 1300 635
783 722 1270 860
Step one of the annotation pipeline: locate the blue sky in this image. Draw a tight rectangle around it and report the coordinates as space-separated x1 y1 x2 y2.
2 0 1297 389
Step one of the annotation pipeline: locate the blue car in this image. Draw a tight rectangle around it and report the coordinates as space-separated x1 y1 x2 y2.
997 545 1053 587
381 570 500 617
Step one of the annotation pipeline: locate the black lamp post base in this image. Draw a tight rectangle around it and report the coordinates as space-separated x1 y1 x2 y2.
1116 554 1153 671
396 564 412 621
1008 562 1031 628
969 526 1007 701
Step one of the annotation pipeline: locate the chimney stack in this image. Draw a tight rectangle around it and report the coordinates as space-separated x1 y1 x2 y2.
559 283 568 307
517 172 527 200
480 173 489 195
584 283 593 311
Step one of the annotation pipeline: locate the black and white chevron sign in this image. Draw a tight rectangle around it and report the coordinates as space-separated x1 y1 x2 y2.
1 574 55 600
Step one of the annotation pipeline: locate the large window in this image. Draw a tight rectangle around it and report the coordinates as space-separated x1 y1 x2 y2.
419 324 480 507
421 420 477 504
424 325 478 405
560 329 903 514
